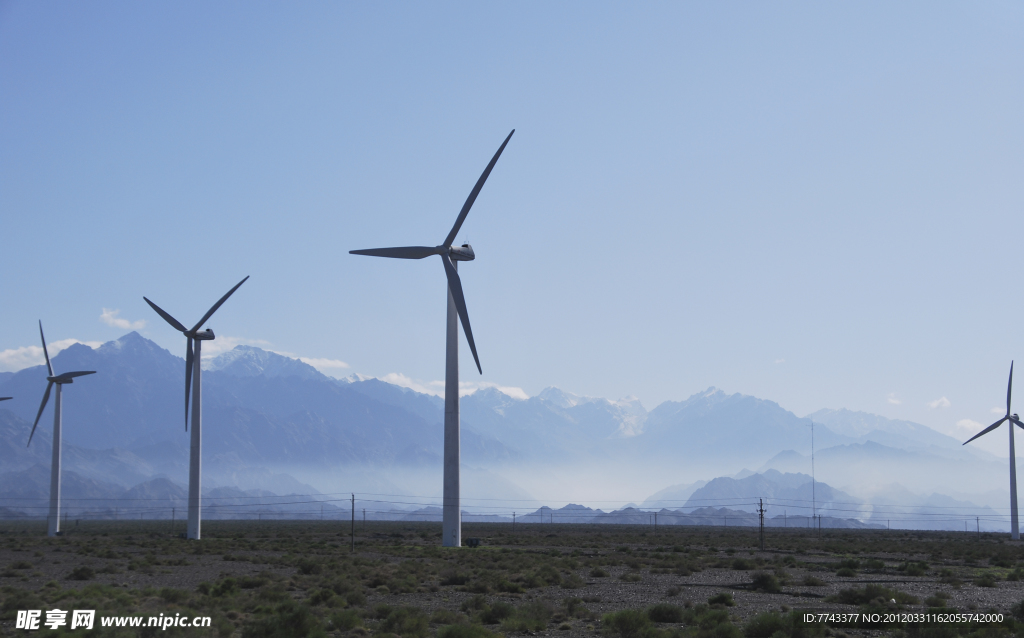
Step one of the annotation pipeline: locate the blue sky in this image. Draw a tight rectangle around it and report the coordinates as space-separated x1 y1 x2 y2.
2 2 1023 456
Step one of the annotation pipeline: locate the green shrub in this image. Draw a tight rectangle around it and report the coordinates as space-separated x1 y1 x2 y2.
501 602 553 633
159 587 189 604
647 603 683 623
836 567 856 577
601 610 650 638
437 625 500 638
68 566 95 581
561 573 585 589
743 611 787 638
378 607 429 638
0 589 44 621
974 573 998 588
242 601 324 638
708 592 735 607
802 575 825 586
212 577 239 597
461 595 488 613
296 558 322 575
750 572 781 593
898 561 928 577
330 609 362 631
481 601 515 625
8 561 32 570
589 567 609 577
430 609 465 625
863 559 885 571
619 572 641 582
345 590 366 606
731 558 754 570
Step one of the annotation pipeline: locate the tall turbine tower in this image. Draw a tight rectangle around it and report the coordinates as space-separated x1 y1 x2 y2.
26 322 96 537
144 276 249 540
964 362 1024 539
350 130 514 547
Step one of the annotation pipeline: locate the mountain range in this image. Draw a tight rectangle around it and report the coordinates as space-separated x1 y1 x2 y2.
0 332 1013 531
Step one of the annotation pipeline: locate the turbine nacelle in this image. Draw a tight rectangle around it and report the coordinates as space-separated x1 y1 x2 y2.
450 244 475 262
192 329 216 341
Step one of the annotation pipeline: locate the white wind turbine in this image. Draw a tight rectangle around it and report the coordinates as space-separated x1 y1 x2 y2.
26 322 96 536
964 361 1024 539
144 276 248 540
350 130 514 547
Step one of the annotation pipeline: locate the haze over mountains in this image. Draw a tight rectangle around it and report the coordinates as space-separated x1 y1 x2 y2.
0 332 1013 531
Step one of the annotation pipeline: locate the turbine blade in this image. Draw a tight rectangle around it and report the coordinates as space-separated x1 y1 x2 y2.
184 338 194 431
442 129 515 248
441 253 482 374
963 416 1008 445
0 397 11 401
38 321 53 377
28 381 53 447
56 371 96 381
144 297 188 333
349 246 441 259
192 276 249 332
1009 361 1015 415
1012 417 1024 430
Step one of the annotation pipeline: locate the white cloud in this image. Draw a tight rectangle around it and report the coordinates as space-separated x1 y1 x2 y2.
928 396 951 409
774 358 785 364
0 339 103 372
992 407 1005 415
956 419 983 432
379 373 444 396
887 393 901 405
300 357 350 374
197 336 273 359
100 308 146 330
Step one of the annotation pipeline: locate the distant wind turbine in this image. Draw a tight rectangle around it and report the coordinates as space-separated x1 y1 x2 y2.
26 321 96 537
963 361 1023 540
144 276 249 540
350 130 514 547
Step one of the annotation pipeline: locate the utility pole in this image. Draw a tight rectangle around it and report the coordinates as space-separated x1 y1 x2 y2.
654 511 657 532
817 514 821 539
321 504 324 521
172 507 175 533
351 494 355 553
513 512 516 532
977 517 980 537
363 509 366 528
810 421 816 531
758 498 765 551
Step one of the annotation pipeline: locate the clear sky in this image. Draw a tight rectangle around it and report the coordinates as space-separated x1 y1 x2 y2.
2 2 1023 457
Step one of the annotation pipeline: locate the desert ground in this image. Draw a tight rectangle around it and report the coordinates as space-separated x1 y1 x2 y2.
1 519 1022 637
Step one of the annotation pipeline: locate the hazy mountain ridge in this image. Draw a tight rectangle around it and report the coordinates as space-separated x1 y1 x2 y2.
0 332 1010 529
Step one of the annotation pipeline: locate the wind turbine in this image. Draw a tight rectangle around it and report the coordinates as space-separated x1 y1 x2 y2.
144 276 248 540
350 130 514 547
964 361 1024 539
26 321 96 537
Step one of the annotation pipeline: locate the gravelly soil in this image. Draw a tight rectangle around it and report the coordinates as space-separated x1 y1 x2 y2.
1 520 1022 637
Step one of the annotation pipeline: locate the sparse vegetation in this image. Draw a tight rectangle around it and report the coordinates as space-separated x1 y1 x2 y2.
1 520 1024 637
